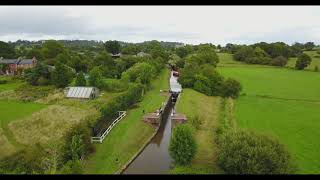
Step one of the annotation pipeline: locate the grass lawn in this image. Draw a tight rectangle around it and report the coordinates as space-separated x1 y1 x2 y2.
0 100 47 158
172 89 221 174
84 68 170 174
218 65 320 174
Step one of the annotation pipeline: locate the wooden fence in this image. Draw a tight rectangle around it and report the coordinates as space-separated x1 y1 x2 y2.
91 111 127 143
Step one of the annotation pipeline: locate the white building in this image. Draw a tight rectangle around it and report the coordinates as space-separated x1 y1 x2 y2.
65 87 99 100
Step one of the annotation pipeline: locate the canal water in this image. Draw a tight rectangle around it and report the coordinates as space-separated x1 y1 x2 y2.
122 71 182 174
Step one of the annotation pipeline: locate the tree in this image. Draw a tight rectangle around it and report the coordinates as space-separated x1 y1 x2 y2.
295 53 312 70
26 48 44 61
24 62 50 86
0 41 16 58
217 129 297 174
121 44 140 55
121 62 155 85
270 56 288 67
88 67 103 88
51 62 74 88
41 40 66 59
104 40 121 55
169 124 197 166
233 46 255 62
221 78 242 98
304 42 315 51
75 72 87 86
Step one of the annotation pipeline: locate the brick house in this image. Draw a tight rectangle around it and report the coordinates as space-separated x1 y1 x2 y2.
0 57 37 75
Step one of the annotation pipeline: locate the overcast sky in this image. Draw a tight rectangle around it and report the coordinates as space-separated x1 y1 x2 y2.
0 6 320 45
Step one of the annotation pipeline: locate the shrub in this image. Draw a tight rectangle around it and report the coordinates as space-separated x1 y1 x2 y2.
315 65 319 72
0 79 7 84
270 56 288 67
37 77 50 86
169 124 197 166
62 122 94 164
75 72 87 86
217 129 297 174
221 78 242 98
295 53 312 70
60 160 83 174
88 67 103 88
14 84 55 102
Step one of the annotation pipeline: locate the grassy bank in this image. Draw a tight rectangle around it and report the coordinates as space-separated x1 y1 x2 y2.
171 89 222 174
84 68 170 174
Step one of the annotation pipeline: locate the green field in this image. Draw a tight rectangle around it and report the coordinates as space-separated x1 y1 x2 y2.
0 81 23 93
172 89 222 174
218 66 320 101
287 51 320 71
0 100 47 158
218 65 320 174
84 68 170 174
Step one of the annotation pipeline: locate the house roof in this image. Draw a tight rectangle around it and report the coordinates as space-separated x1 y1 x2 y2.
18 59 34 65
66 87 98 99
0 59 35 65
0 59 20 64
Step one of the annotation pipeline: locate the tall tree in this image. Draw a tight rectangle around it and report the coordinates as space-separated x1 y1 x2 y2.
51 62 74 88
304 42 315 51
104 40 121 55
0 41 16 58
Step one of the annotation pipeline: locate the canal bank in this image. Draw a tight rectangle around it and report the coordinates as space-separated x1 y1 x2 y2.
122 70 183 174
84 69 170 174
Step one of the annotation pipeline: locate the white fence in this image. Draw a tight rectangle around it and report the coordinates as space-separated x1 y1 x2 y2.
91 111 127 143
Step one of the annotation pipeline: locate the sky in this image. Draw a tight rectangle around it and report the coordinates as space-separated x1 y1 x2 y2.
0 6 320 45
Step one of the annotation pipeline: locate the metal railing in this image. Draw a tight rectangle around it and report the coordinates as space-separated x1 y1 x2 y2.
91 111 127 143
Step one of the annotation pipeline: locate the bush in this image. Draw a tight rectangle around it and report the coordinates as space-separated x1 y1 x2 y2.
14 84 55 102
88 67 103 88
169 124 197 166
59 160 83 174
0 79 7 84
217 129 297 174
221 78 242 98
315 65 319 72
295 53 312 70
75 72 87 86
37 77 50 86
270 56 288 67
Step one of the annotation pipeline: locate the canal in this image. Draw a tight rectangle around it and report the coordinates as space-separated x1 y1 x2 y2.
122 71 182 174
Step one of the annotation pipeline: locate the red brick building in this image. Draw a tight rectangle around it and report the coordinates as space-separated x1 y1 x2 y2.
0 57 37 75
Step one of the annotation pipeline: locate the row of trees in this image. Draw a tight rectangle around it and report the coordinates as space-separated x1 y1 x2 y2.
233 43 313 70
176 45 242 98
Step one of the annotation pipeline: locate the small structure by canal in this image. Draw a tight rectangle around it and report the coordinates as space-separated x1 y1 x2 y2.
122 70 183 174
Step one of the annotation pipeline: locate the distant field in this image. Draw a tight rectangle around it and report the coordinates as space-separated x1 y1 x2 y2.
218 65 320 174
287 51 320 71
218 66 320 101
84 68 170 174
173 89 221 174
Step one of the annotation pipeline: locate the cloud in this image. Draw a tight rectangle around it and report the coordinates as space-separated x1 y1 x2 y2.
0 6 319 45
